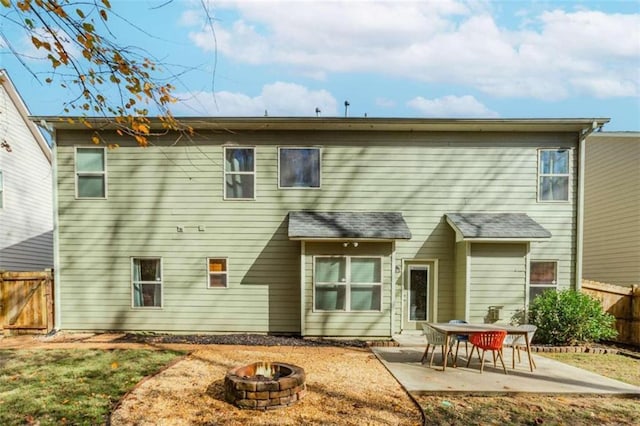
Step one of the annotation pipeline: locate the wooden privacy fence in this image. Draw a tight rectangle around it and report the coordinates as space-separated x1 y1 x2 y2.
582 280 640 346
0 270 54 334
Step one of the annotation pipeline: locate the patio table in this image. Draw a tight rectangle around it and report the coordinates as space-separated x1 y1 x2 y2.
426 322 535 372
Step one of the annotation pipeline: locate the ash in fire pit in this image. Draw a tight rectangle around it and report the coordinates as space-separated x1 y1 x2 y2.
224 362 306 410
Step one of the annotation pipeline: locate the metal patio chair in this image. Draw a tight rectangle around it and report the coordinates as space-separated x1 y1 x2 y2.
448 319 469 366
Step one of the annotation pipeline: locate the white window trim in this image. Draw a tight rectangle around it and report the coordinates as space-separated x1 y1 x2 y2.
75 146 107 199
529 260 559 290
131 257 163 309
406 264 430 323
537 148 570 203
223 146 256 200
277 146 322 190
313 255 383 313
0 170 4 209
207 257 228 289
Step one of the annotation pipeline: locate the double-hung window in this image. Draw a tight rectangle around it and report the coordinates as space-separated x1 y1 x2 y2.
224 147 255 199
75 147 106 198
132 257 162 308
538 149 569 202
279 147 321 188
529 261 557 302
208 258 228 288
314 256 382 311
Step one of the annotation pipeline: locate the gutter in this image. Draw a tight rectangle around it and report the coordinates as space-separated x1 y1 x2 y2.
575 121 604 291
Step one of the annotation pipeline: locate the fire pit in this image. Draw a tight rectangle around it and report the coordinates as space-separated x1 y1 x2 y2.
224 362 306 410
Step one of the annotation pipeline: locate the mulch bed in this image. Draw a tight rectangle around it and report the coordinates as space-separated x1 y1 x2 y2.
112 333 371 348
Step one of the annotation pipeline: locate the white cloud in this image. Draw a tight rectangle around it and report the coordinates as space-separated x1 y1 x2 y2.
184 1 640 100
175 82 337 116
179 9 202 26
375 97 396 108
407 95 499 118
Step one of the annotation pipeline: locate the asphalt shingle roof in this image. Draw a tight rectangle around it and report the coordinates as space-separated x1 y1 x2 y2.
288 211 412 240
445 213 552 239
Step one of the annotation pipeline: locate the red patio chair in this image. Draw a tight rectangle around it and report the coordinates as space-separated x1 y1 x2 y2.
466 330 508 374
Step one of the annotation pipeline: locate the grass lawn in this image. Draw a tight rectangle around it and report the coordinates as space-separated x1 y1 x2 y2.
541 352 640 386
415 351 640 426
0 349 183 426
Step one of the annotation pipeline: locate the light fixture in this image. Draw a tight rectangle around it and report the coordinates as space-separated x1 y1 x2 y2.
353 242 359 247
343 242 348 247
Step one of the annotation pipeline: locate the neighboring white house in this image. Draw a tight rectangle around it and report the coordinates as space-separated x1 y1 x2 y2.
583 132 640 287
0 69 53 271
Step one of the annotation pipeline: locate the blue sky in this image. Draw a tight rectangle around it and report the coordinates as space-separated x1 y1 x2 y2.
2 0 639 130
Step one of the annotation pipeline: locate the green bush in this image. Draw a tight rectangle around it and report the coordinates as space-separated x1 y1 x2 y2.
528 289 617 345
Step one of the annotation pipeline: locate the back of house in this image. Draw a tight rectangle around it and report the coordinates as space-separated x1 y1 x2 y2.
48 117 607 337
0 70 53 271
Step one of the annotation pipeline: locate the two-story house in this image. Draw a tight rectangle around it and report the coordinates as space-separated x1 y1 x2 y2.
0 70 53 271
41 117 608 337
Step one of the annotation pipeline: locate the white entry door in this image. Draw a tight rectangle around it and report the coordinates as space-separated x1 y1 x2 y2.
403 264 430 331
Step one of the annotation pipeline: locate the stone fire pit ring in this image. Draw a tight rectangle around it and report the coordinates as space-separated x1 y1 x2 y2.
224 362 306 410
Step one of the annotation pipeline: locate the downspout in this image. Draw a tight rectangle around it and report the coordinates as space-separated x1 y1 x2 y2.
576 121 601 291
51 130 62 330
390 240 396 336
300 241 306 336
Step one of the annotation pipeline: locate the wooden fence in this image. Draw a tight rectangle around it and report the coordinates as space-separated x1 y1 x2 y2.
582 280 640 346
0 270 54 334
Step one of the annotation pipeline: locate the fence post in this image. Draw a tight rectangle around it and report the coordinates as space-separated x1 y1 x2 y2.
45 269 55 332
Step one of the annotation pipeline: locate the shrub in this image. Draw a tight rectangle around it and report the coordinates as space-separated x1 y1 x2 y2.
528 289 617 345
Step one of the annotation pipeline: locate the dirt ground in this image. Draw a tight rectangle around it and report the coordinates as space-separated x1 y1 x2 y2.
0 333 422 425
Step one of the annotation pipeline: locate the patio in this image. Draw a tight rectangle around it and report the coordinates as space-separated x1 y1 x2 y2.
373 334 640 395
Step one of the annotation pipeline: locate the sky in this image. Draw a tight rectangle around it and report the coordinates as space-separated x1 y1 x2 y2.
1 0 639 131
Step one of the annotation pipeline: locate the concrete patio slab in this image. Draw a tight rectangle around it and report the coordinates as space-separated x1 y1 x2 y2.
372 344 640 395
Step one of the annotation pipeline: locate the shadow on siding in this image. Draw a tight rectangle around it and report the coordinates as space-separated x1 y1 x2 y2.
0 230 53 271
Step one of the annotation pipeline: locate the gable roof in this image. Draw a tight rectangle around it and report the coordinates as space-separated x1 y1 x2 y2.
445 213 552 241
288 211 412 240
0 69 51 164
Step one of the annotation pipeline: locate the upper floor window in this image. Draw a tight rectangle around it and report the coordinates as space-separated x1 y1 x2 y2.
314 256 382 312
529 261 557 303
224 147 255 200
279 147 321 188
75 147 106 199
132 257 162 308
0 170 3 208
538 149 569 202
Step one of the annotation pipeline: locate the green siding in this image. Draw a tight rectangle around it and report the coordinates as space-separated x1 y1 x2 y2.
469 243 527 324
55 129 579 335
453 241 468 319
583 133 640 286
